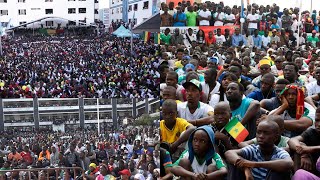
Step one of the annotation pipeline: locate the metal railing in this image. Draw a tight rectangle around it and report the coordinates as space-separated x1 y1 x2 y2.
0 166 85 180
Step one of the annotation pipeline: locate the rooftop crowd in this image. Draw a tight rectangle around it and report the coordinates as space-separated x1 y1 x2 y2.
0 29 160 99
0 125 160 180
160 1 320 180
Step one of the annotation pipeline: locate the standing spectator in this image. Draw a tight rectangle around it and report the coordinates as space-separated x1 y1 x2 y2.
224 6 235 26
173 6 186 27
213 6 225 26
160 28 171 45
160 4 173 27
307 30 319 47
186 6 197 27
170 28 184 46
198 3 212 26
215 28 226 45
183 28 196 49
246 8 260 34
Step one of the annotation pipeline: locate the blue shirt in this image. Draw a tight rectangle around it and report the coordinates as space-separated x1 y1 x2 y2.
173 13 187 26
247 89 276 101
241 144 290 180
252 35 262 49
231 98 253 122
270 24 280 30
232 34 247 47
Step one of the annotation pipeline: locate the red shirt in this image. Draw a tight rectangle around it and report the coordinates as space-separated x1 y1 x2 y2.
205 36 216 46
20 151 33 165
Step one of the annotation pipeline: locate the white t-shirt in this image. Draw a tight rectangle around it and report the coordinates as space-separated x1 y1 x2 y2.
306 81 320 96
209 93 228 108
177 102 214 120
201 82 221 99
224 14 235 26
198 10 211 26
213 12 225 26
247 14 260 29
215 35 226 45
262 36 271 47
184 33 197 48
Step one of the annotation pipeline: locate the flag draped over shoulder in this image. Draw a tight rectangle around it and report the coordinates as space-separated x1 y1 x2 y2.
225 117 249 143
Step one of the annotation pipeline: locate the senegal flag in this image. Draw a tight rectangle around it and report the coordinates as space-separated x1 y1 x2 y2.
143 31 151 42
225 117 249 143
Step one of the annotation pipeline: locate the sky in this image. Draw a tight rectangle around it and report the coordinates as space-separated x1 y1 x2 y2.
99 0 109 9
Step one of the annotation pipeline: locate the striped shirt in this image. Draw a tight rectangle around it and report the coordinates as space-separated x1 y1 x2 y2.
240 144 290 180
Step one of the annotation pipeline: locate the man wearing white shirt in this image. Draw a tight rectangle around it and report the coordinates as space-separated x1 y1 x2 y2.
177 79 214 126
201 68 220 102
262 29 271 49
184 28 197 49
246 9 260 35
215 28 226 45
213 6 225 26
197 4 211 26
306 67 320 96
224 7 235 26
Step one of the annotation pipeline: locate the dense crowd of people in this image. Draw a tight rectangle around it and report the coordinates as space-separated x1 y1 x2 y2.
160 1 320 180
0 29 159 99
0 126 160 180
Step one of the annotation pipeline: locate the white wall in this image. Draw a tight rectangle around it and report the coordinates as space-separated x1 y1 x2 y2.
0 0 99 28
109 0 154 25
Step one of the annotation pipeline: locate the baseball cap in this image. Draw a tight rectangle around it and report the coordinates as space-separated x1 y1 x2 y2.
182 55 191 61
119 169 131 176
89 163 97 169
208 57 218 63
185 63 195 71
183 79 202 91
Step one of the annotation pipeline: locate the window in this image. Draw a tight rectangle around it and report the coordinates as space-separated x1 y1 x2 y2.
0 10 8 15
79 8 86 13
112 0 114 4
79 0 86 1
117 8 119 13
112 9 114 14
94 0 98 3
19 21 27 27
45 0 53 2
68 21 76 26
68 8 76 14
31 8 41 10
128 5 132 12
45 9 53 14
68 0 75 1
18 9 26 15
143 1 149 9
18 0 25 2
46 21 53 26
134 4 138 11
94 9 98 14
0 0 7 3
120 7 122 13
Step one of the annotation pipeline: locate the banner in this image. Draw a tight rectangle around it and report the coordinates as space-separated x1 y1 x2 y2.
160 25 239 37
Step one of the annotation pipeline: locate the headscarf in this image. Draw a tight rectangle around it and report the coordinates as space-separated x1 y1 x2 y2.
280 84 305 119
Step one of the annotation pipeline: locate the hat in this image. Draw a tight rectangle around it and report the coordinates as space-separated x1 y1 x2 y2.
182 55 191 61
119 169 131 176
208 57 218 63
89 163 97 169
312 30 317 34
183 79 201 91
185 63 195 71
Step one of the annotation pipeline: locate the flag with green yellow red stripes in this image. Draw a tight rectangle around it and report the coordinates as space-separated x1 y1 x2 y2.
225 117 249 143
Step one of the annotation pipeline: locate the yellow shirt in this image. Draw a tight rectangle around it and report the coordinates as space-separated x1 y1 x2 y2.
160 117 191 144
174 61 183 69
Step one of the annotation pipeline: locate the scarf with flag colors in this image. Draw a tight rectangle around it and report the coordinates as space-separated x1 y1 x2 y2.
225 117 249 143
